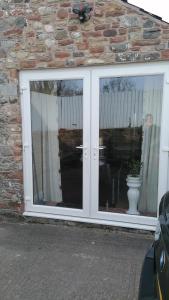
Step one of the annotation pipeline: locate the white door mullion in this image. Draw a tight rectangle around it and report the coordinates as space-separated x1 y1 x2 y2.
91 73 100 217
83 71 91 216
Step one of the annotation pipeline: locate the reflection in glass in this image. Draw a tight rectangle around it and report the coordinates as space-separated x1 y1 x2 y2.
30 79 83 209
99 75 163 217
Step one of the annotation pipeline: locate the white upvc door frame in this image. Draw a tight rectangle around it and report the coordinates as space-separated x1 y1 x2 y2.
20 68 91 218
91 62 169 228
20 62 169 230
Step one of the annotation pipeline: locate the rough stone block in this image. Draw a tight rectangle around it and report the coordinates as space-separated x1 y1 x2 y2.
143 20 154 28
57 8 68 19
132 39 161 46
4 28 23 36
142 52 160 61
155 44 166 50
20 60 36 68
0 18 18 32
55 29 68 40
110 42 128 52
38 6 53 15
161 49 169 59
73 52 84 57
15 17 27 28
95 25 107 31
68 25 79 32
58 39 74 46
90 46 104 53
119 27 127 35
106 10 125 17
103 29 117 37
0 146 13 157
121 16 141 27
55 51 70 58
0 84 17 97
0 39 16 49
94 8 104 17
143 29 161 39
77 42 88 50
0 73 8 84
110 36 126 43
116 52 141 62
71 32 82 39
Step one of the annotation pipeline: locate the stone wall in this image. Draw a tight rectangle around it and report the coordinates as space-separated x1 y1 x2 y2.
0 0 169 213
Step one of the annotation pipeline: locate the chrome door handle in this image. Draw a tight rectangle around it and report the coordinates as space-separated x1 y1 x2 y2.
76 145 105 150
93 146 106 150
76 145 84 149
99 146 106 150
76 145 88 159
93 146 106 160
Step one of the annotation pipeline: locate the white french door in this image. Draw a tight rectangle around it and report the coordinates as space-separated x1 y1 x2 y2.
20 69 91 218
21 62 169 230
91 63 169 228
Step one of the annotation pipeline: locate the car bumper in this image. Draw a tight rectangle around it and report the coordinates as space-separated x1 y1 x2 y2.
138 244 158 300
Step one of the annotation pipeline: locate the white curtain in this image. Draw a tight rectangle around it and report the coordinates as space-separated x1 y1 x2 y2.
139 77 163 214
31 92 62 204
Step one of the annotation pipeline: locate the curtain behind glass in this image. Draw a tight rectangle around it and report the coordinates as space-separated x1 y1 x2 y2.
31 92 62 204
139 86 163 214
139 89 162 213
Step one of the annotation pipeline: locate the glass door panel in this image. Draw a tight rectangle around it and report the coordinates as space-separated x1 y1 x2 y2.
98 74 163 217
30 79 84 210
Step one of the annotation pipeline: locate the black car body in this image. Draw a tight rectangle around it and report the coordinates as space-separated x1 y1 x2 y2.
139 192 169 300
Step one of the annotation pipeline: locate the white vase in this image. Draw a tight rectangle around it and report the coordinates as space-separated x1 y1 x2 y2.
126 175 142 215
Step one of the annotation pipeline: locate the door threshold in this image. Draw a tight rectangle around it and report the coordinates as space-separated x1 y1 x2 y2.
23 211 156 231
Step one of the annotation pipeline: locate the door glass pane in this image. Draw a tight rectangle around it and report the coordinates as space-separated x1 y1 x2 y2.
30 79 83 209
99 75 163 217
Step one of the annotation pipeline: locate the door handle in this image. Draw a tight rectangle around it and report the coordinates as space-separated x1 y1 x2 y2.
76 145 84 149
76 145 88 159
98 146 106 150
76 145 105 150
93 146 106 150
93 146 106 160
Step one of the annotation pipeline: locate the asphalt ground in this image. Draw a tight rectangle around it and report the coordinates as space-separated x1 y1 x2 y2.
0 218 153 300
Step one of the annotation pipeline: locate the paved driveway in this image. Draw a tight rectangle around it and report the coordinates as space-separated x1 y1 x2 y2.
0 219 153 300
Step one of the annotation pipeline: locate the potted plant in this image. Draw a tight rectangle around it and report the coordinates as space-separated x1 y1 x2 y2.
126 160 143 215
